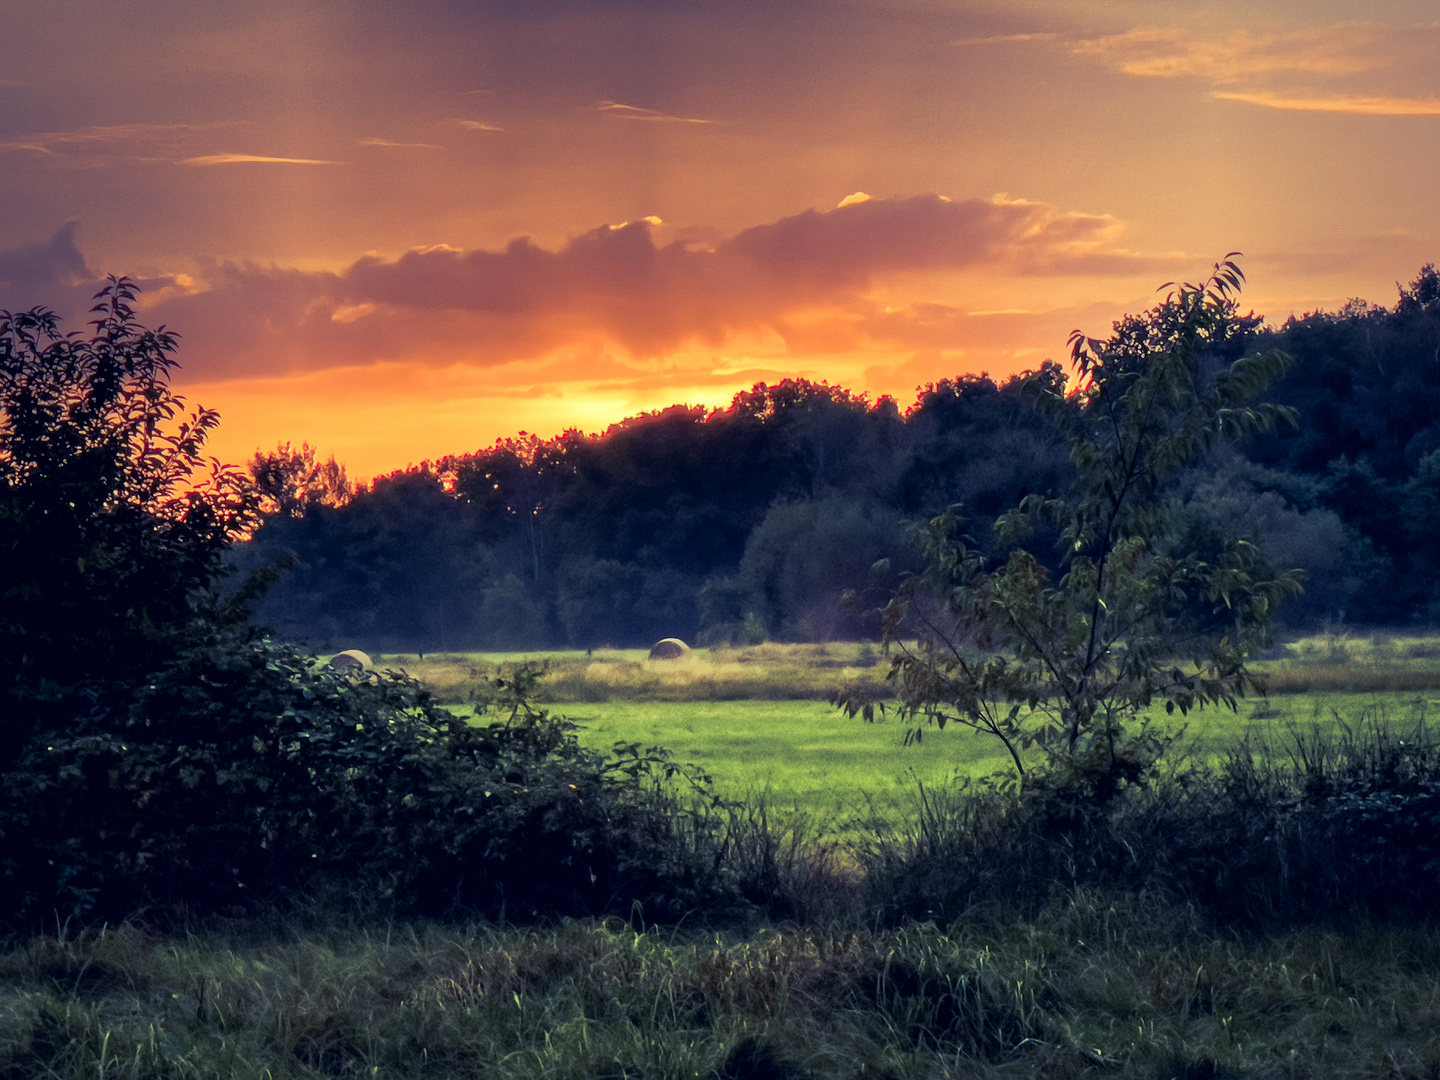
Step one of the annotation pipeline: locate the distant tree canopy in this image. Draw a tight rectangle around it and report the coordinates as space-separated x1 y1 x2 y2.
240 265 1440 651
249 440 352 519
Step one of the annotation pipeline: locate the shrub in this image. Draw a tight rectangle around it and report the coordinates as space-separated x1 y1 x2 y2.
0 645 754 928
0 281 259 771
856 720 1440 931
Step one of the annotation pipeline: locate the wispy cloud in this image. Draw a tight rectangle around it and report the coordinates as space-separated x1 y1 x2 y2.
180 153 341 166
356 137 443 149
952 32 1056 46
1211 90 1440 115
0 123 206 157
0 140 56 155
455 119 504 132
1069 24 1393 83
597 101 714 124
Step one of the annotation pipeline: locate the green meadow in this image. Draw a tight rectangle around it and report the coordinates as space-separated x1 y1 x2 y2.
448 692 1440 826
399 632 1440 821
522 700 1006 821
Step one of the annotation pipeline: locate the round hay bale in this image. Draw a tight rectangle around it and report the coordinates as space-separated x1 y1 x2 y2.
648 638 692 661
329 649 372 672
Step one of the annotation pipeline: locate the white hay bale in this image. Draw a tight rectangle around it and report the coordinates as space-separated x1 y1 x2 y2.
648 638 692 661
329 649 372 672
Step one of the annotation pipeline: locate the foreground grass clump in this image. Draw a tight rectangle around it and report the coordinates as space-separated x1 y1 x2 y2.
6 897 1440 1079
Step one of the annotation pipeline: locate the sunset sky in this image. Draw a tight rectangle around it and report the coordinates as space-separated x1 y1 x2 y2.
3 0 1439 479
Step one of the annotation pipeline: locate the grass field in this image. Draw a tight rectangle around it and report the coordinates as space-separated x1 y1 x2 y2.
368 642 892 706
8 636 1440 1078
455 692 1438 824
533 700 1010 821
415 633 1440 820
361 632 1440 707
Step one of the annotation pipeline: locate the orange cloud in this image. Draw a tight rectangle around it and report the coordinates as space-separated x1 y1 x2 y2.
102 193 1153 382
952 33 1057 46
0 196 1160 475
356 137 442 149
180 153 341 166
1070 24 1395 83
596 101 714 124
0 208 1160 475
0 123 221 164
1210 90 1440 115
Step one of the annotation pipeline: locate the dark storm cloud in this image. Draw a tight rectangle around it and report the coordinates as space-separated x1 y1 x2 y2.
0 223 99 315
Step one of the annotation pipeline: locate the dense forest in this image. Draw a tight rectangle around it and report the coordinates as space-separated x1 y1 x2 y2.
236 266 1440 652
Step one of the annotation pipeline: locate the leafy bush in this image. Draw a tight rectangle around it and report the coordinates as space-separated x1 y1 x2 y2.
0 281 259 771
0 643 755 928
857 719 1440 930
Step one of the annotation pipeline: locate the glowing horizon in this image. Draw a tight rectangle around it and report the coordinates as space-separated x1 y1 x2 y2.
3 1 1438 477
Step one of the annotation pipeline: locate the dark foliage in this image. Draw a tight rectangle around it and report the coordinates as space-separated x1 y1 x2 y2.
0 284 755 929
858 719 1440 931
241 378 1048 650
2 641 753 927
0 280 259 768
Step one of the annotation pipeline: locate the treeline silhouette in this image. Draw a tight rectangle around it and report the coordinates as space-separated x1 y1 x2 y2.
237 265 1440 652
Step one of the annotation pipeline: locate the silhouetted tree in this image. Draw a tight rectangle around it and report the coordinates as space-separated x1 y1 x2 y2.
0 278 258 763
249 440 352 519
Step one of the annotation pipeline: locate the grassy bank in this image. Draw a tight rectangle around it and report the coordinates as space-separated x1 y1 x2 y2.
5 893 1440 1079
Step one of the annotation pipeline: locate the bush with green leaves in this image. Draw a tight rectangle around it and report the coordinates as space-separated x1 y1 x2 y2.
2 641 752 927
0 280 259 771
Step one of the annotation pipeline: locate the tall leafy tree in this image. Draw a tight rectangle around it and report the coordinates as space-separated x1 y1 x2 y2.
840 260 1302 798
0 279 257 760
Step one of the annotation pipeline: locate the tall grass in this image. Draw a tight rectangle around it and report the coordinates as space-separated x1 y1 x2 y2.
7 893 1440 1078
